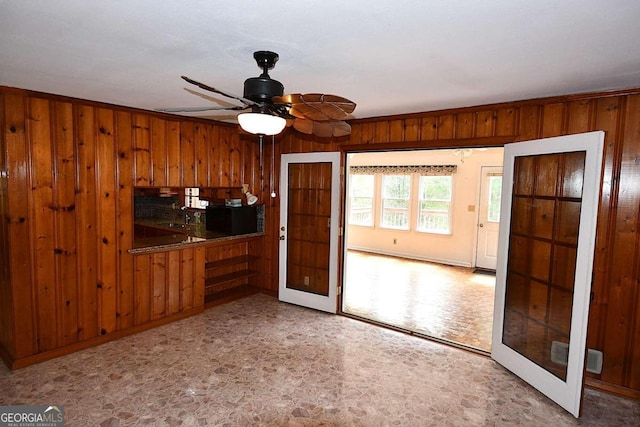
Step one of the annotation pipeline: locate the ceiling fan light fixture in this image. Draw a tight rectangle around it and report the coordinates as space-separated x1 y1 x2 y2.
238 112 286 136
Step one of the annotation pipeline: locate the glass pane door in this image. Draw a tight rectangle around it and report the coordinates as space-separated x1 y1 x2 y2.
492 131 604 417
278 152 341 313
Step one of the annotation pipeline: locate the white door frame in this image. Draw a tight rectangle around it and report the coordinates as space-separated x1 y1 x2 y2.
278 152 341 313
491 131 604 417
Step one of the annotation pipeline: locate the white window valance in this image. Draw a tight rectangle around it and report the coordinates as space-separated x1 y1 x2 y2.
349 165 457 175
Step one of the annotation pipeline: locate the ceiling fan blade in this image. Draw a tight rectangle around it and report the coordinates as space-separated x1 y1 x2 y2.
181 76 257 106
156 105 249 113
293 119 352 138
274 93 356 121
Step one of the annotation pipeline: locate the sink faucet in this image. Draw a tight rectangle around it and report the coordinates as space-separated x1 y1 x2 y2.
180 206 191 226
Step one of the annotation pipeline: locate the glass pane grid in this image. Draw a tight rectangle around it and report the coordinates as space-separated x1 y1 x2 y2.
502 152 586 382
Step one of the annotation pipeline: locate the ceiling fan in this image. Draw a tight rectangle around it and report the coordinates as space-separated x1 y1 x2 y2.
158 50 356 138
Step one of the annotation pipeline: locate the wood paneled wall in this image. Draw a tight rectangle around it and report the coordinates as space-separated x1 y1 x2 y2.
279 89 640 399
2 84 639 398
0 87 270 368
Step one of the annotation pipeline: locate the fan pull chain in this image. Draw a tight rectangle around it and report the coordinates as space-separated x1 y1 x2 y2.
270 135 276 198
258 134 264 190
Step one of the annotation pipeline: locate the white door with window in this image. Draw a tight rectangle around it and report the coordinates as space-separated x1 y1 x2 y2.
278 152 341 313
492 131 604 417
475 166 502 270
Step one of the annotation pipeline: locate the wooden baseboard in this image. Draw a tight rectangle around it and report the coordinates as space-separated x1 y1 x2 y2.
3 307 204 370
585 377 640 401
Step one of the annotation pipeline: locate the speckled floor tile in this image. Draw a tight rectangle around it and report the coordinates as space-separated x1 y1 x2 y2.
0 294 637 426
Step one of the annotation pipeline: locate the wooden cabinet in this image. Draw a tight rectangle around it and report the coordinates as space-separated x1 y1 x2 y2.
132 247 205 324
204 236 263 304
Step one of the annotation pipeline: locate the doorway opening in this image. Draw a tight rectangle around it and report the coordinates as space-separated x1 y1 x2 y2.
341 147 503 353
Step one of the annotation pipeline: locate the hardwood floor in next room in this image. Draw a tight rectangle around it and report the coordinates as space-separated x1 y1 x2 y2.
342 250 496 352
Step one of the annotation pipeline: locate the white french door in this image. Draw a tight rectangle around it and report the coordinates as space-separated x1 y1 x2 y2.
491 131 604 417
278 152 341 313
475 166 503 270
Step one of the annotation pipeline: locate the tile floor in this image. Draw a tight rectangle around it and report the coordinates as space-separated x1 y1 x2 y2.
1 294 638 426
342 251 496 352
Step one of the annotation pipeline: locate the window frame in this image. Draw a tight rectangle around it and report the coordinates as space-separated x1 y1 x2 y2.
416 174 454 235
379 174 412 231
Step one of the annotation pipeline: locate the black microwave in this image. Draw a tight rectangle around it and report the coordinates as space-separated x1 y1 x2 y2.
206 205 258 235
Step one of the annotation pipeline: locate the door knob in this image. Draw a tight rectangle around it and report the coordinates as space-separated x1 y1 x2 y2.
479 223 484 227
279 235 285 240
280 226 285 231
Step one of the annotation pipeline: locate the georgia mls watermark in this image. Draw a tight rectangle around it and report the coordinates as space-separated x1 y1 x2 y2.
0 406 64 427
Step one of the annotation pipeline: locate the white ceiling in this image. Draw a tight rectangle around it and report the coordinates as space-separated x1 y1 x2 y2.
2 0 640 123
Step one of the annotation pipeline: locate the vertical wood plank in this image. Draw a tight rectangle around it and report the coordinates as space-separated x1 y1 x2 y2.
167 120 181 187
495 108 517 137
541 102 566 137
359 122 376 144
566 100 593 134
150 117 167 186
52 101 79 347
589 97 621 351
517 105 541 141
4 93 36 357
194 123 209 188
133 254 151 325
372 121 388 143
152 252 166 319
420 116 438 141
75 104 99 341
96 108 117 336
404 118 421 141
133 114 150 186
389 120 404 142
181 121 195 186
207 125 220 188
218 126 232 187
116 111 134 330
167 250 180 315
602 94 640 386
229 131 242 187
474 110 495 138
437 114 454 139
29 97 57 352
0 93 10 355
455 112 475 138
194 246 205 307
181 248 194 311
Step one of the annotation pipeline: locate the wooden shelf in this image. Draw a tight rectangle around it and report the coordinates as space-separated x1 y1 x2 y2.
205 269 258 287
205 255 259 270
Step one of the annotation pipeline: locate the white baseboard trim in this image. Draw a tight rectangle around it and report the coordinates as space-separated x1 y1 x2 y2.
346 246 472 268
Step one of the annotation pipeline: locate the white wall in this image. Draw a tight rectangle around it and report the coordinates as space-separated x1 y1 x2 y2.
346 148 504 267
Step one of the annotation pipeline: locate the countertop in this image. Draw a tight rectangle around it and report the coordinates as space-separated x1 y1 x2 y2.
129 219 263 254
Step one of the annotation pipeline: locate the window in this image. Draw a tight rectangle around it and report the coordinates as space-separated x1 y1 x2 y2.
348 174 374 226
487 175 502 222
417 175 452 234
381 175 411 230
